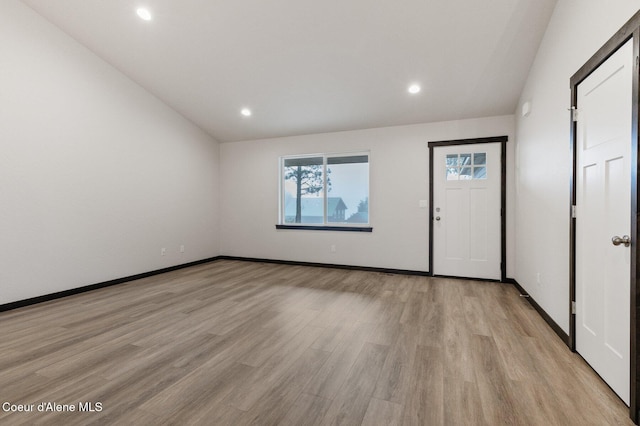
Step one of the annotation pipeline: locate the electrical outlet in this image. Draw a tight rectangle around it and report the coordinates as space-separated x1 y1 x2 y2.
179 245 185 253
330 245 336 253
536 272 541 285
161 248 166 256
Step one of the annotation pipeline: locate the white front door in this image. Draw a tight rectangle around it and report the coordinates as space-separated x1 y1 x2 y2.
432 142 501 280
575 39 632 405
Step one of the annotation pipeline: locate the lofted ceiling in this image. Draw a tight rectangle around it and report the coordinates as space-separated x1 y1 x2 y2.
21 0 557 142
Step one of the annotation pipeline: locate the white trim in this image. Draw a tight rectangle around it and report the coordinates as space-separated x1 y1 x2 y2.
279 151 370 227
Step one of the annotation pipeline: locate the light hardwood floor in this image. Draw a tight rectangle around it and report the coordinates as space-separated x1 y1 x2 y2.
0 260 633 425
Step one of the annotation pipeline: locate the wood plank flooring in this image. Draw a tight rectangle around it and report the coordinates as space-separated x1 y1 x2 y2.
0 260 633 425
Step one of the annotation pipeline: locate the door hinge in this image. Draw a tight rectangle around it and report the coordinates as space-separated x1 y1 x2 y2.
571 301 577 315
571 205 577 218
570 107 579 122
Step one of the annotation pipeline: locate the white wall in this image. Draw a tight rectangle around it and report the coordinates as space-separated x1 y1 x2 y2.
514 0 639 332
0 0 220 304
220 116 515 273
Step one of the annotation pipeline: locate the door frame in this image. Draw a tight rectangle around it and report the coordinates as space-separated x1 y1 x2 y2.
569 11 640 422
428 136 508 282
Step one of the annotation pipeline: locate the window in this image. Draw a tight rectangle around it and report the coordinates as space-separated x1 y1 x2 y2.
280 153 369 229
446 152 487 180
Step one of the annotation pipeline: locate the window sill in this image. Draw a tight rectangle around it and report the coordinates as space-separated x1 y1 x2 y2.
275 224 373 232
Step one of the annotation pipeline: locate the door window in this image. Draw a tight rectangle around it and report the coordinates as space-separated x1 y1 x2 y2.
445 152 487 180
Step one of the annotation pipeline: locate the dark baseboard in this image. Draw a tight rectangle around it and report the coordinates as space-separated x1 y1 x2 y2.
431 273 501 283
0 256 429 314
504 278 571 347
421 273 570 347
1 255 572 352
217 255 431 277
0 256 221 313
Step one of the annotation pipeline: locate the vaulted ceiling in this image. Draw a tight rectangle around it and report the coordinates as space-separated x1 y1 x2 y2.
21 0 557 142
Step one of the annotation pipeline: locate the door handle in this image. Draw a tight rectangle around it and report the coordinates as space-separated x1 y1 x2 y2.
612 235 631 247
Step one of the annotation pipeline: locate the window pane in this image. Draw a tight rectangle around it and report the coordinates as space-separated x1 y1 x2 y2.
473 166 487 179
446 154 458 180
459 154 471 166
326 156 369 223
459 167 472 180
473 153 486 165
283 158 325 223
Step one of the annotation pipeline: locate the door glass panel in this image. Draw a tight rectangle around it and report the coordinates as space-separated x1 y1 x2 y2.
460 167 472 179
474 153 486 165
446 169 458 180
446 154 458 180
444 152 488 180
473 166 487 179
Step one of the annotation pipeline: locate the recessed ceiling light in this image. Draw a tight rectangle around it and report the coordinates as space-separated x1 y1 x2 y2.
240 108 252 117
136 8 152 21
408 84 421 94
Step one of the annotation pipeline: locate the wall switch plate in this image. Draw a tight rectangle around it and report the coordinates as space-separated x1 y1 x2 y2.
161 248 166 256
419 200 428 208
179 245 185 253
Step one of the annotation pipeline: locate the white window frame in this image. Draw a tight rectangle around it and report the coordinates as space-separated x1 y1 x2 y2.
278 151 370 229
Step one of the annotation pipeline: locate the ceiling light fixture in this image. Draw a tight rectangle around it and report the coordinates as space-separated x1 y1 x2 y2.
408 84 421 94
240 108 252 117
136 8 152 21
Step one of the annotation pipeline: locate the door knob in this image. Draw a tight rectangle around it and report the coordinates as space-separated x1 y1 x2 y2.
435 216 441 221
612 235 631 247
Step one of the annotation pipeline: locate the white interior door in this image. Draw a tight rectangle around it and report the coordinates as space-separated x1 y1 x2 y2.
575 39 632 405
432 142 501 280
